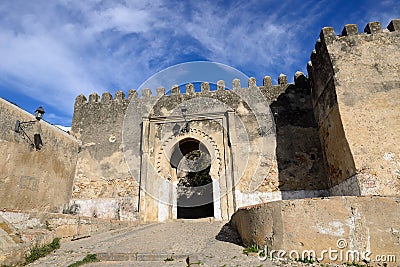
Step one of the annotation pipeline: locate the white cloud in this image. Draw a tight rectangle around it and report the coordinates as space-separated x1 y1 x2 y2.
87 4 154 34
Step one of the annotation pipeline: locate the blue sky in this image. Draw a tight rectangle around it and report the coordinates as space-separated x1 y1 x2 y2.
0 0 398 126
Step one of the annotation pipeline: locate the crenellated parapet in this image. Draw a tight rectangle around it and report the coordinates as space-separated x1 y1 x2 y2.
308 19 400 106
316 19 400 45
71 72 309 139
71 90 135 139
308 18 400 109
309 19 399 57
309 19 400 55
73 73 307 105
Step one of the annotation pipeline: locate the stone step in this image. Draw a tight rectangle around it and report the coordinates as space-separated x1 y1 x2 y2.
96 252 194 262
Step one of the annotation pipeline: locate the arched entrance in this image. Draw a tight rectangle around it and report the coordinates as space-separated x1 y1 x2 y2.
170 138 214 219
139 116 236 222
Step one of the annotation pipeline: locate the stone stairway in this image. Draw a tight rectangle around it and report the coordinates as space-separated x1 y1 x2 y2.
26 219 272 267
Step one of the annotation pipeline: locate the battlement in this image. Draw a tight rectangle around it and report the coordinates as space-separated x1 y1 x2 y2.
74 72 310 106
307 18 400 101
308 19 399 69
312 19 399 50
74 90 138 106
326 19 399 45
307 19 400 105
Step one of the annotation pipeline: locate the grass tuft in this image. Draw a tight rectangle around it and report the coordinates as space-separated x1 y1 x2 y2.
164 256 174 262
242 243 259 255
295 257 315 264
67 254 99 267
344 262 365 267
24 237 60 264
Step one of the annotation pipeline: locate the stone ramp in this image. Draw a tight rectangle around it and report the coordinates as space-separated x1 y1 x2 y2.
0 215 25 266
0 215 20 250
27 220 271 267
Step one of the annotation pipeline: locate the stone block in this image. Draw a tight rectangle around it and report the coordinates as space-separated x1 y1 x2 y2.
341 24 358 36
364 21 382 34
231 196 400 263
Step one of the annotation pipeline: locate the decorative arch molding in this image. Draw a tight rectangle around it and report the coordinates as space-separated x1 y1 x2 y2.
156 127 222 180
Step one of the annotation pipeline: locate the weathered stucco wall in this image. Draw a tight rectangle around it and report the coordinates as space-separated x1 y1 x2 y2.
71 91 140 220
308 20 400 195
0 98 78 212
231 196 400 264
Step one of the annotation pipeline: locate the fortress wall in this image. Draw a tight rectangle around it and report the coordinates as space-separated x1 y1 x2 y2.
309 19 400 196
71 75 328 220
71 91 140 220
0 98 78 213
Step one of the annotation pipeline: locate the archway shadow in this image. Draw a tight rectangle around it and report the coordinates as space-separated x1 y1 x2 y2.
270 82 329 198
269 80 360 198
215 222 243 246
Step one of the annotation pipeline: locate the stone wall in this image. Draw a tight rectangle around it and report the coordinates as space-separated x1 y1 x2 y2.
308 20 400 195
0 98 79 213
71 91 140 220
231 196 400 264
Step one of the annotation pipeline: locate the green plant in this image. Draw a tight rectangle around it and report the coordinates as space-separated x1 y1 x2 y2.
344 262 365 267
187 261 203 266
242 243 259 255
24 237 60 264
44 220 53 231
295 257 315 264
67 254 99 267
178 151 212 187
164 256 174 262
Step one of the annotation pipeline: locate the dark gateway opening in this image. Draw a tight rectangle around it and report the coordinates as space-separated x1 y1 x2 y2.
171 138 214 219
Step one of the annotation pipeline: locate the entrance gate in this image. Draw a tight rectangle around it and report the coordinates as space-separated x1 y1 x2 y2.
138 111 238 222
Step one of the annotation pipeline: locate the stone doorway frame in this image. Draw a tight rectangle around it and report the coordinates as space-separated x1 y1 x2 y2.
138 111 238 222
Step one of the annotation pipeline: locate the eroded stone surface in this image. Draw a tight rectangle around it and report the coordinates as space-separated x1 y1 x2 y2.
231 196 400 265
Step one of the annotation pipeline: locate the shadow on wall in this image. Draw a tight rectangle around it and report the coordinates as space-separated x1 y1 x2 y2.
270 80 360 198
